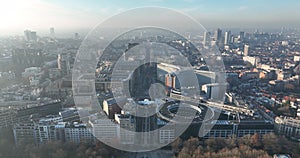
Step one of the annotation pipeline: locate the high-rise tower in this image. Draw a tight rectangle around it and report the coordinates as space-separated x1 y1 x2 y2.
203 31 210 47
214 28 222 42
224 31 231 45
50 27 55 38
244 44 249 56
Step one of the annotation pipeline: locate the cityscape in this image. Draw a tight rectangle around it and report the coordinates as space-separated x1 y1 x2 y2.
0 1 300 158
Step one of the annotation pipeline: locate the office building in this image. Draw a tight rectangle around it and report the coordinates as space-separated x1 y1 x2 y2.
203 120 274 138
90 119 119 143
243 56 260 67
214 28 222 42
103 98 124 119
13 123 36 145
24 30 37 42
50 27 55 38
59 108 80 122
157 63 216 94
135 107 158 145
294 56 300 62
275 116 300 141
203 31 210 47
57 53 71 75
35 121 60 143
64 122 94 143
224 31 231 45
244 44 250 56
0 100 62 128
239 31 245 41
0 109 17 127
115 113 135 144
202 83 228 101
74 33 79 39
13 115 94 145
213 28 222 45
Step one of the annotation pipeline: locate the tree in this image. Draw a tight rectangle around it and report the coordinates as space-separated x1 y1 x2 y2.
172 137 183 154
205 138 226 152
183 137 199 155
261 133 281 155
250 133 262 149
192 146 204 158
238 134 252 146
224 135 237 149
53 149 66 158
0 127 16 158
178 147 192 158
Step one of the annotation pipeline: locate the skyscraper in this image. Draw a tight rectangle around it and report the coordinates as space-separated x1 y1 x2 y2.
74 33 79 39
203 31 210 47
24 30 31 41
244 44 249 56
57 53 71 75
214 28 222 42
50 27 55 38
24 30 37 42
239 31 245 41
57 54 62 70
224 31 231 45
30 31 37 41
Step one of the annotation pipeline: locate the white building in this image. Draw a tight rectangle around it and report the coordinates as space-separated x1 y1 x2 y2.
275 116 300 141
243 56 260 67
89 119 119 143
64 122 94 143
13 115 95 145
244 44 250 56
115 114 135 144
294 56 300 62
202 83 227 102
34 115 63 143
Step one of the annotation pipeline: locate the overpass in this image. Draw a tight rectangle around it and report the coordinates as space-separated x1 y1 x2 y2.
170 92 254 116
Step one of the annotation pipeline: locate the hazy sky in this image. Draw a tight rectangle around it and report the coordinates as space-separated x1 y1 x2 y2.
0 0 299 35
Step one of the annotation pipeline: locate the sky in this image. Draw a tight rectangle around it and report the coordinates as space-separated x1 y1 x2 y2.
0 0 299 35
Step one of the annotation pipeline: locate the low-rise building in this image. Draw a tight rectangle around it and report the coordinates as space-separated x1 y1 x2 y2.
275 116 300 141
13 115 94 145
64 122 94 143
203 120 274 138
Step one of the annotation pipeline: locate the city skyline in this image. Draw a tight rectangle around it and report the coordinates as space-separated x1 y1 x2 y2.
1 0 300 35
1 1 300 157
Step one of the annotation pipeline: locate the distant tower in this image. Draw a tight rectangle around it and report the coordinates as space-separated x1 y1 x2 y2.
50 27 55 38
57 54 62 70
24 30 37 42
74 33 79 39
30 31 37 42
224 31 231 45
24 30 31 41
239 31 245 41
203 31 210 47
213 28 222 46
57 54 71 75
214 28 222 42
66 54 71 75
244 44 249 56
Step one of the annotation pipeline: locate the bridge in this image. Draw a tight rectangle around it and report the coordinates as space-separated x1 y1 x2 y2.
170 92 254 116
